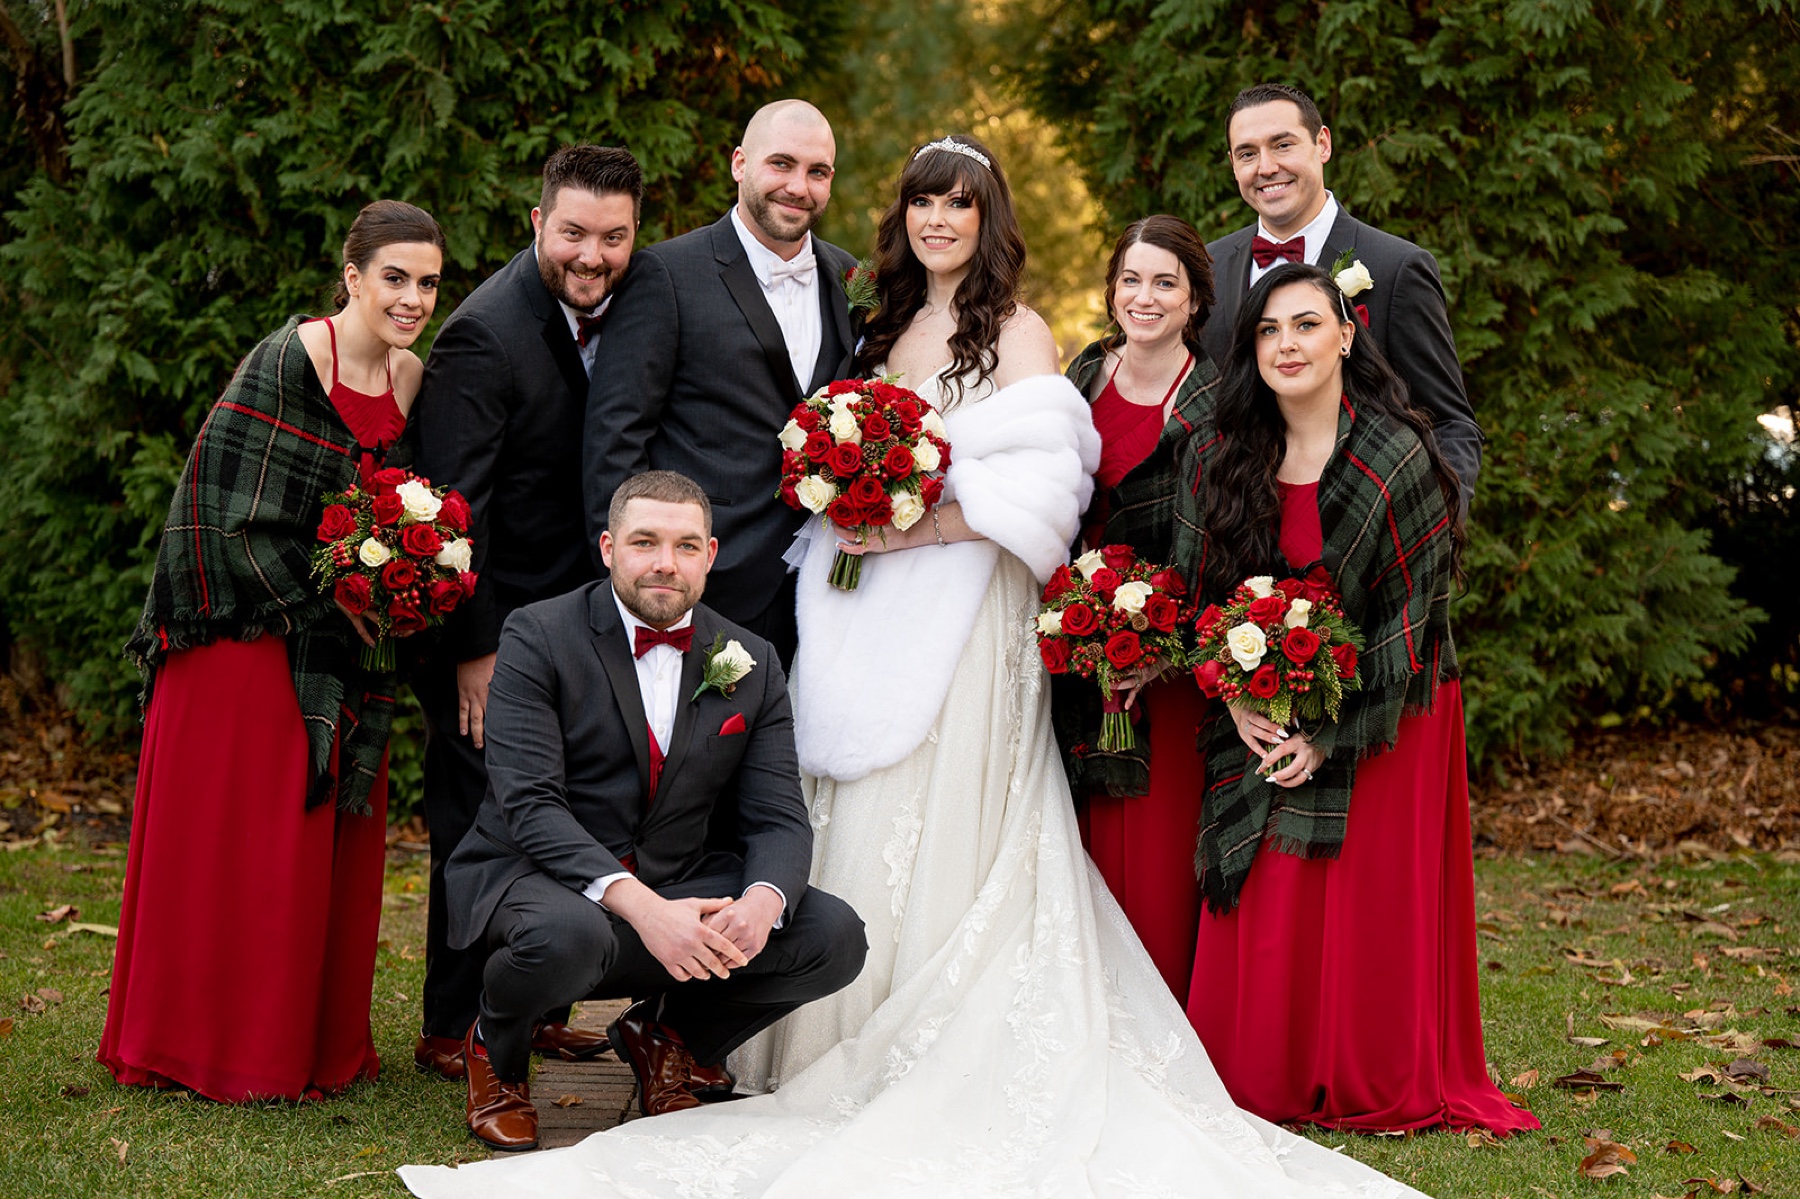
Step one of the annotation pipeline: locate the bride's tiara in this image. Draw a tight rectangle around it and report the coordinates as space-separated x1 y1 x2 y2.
914 137 992 172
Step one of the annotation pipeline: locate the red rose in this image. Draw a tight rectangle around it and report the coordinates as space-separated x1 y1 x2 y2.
826 378 861 397
1104 630 1143 669
382 558 418 590
372 493 404 525
860 493 894 527
1282 626 1322 664
1041 565 1074 602
317 504 358 542
1097 544 1132 572
1195 603 1225 636
1331 642 1359 680
401 522 444 558
1247 664 1280 699
437 490 471 532
334 574 373 615
388 597 428 637
921 475 945 507
369 467 408 496
1088 568 1122 598
882 444 915 480
1060 603 1100 637
892 400 922 433
427 578 464 616
1246 594 1287 626
1192 658 1226 697
827 442 864 479
870 380 904 404
804 430 834 463
827 496 861 528
1039 638 1071 674
931 436 951 470
848 475 885 508
459 570 479 597
1303 565 1336 605
1149 568 1187 599
779 478 800 509
1142 593 1178 633
862 413 893 441
1275 578 1306 601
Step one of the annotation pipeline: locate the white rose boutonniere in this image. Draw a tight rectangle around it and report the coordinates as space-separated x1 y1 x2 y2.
693 634 757 702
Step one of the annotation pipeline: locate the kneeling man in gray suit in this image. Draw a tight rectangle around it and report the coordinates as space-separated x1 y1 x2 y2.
444 469 866 1150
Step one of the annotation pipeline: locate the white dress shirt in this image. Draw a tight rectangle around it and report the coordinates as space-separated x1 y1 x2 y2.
1247 191 1341 287
730 206 821 392
532 244 611 376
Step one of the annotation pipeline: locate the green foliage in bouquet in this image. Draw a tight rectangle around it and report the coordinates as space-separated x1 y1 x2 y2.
1012 0 1798 764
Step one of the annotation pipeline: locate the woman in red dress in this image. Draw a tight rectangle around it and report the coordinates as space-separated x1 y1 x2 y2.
1179 262 1537 1135
99 201 444 1101
1057 215 1216 1003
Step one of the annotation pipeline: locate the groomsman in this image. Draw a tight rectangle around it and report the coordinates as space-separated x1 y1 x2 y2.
585 100 859 665
410 144 644 1079
1202 83 1482 505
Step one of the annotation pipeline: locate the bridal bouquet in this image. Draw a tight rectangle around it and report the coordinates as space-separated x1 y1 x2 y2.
775 376 950 591
313 467 477 672
1032 546 1191 752
1191 567 1362 769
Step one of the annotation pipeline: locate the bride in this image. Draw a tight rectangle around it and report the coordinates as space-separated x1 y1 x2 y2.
400 135 1424 1199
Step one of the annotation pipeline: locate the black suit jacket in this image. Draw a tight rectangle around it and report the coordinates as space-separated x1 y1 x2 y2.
418 247 597 662
585 213 858 628
1202 207 1483 503
444 582 811 949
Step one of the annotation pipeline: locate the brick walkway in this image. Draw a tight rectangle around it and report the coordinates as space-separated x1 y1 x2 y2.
532 998 639 1148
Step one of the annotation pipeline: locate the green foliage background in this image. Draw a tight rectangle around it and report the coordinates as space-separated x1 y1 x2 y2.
1016 0 1800 760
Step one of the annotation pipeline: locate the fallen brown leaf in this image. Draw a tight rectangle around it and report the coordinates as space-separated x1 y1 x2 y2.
1664 1140 1698 1154
109 1137 128 1165
0 1017 13 1038
1555 1069 1625 1092
1511 1068 1541 1089
1761 1038 1797 1051
1681 1065 1724 1084
37 988 63 1005
59 1084 89 1097
1579 1135 1637 1179
1724 1058 1770 1083
19 992 46 1014
1753 1115 1799 1138
1699 1092 1752 1106
552 1094 583 1108
34 903 77 924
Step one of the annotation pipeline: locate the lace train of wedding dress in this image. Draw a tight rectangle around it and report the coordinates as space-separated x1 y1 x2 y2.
399 371 1425 1199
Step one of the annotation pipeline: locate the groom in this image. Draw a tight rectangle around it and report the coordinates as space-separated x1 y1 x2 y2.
443 470 866 1151
1202 83 1483 508
585 99 858 665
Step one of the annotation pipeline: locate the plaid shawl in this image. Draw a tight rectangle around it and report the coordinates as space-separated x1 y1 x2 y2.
1052 340 1218 798
124 316 407 815
1174 393 1459 913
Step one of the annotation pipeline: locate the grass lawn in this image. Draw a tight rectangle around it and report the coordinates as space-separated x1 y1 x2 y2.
2 831 1796 1197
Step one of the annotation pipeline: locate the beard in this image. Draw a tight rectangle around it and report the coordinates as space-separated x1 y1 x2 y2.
614 569 700 629
742 185 822 245
536 242 615 312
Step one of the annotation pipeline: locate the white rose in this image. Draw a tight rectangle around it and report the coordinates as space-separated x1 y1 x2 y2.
1226 622 1268 671
713 639 756 682
1036 611 1064 635
1073 549 1106 580
891 490 926 531
778 419 808 452
1335 259 1374 299
1283 598 1312 629
911 439 941 472
396 479 442 523
827 407 862 444
1244 575 1276 598
434 537 473 572
921 408 947 439
794 475 835 514
357 537 392 568
1111 580 1154 614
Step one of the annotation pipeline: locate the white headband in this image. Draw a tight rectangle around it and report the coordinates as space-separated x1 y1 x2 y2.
914 137 992 172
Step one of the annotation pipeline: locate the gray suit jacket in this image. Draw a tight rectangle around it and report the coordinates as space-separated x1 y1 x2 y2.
444 582 811 949
1202 207 1482 504
418 247 596 661
584 213 858 628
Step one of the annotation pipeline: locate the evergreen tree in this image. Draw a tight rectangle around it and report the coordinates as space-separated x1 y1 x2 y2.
1016 0 1799 760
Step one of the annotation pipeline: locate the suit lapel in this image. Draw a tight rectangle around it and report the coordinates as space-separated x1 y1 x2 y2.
1319 208 1362 276
713 219 801 404
515 248 591 403
588 586 654 802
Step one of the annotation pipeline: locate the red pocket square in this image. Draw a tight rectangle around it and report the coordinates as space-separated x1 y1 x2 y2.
719 712 747 736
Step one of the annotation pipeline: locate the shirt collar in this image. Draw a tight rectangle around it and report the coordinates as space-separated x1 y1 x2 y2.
531 242 611 340
730 206 813 287
1257 191 1340 266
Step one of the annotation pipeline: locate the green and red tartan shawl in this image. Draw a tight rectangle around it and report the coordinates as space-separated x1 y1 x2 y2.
125 317 404 815
1174 393 1460 913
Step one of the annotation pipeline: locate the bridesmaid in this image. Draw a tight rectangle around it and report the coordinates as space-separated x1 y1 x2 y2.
1056 214 1216 1002
100 201 444 1101
1179 261 1537 1135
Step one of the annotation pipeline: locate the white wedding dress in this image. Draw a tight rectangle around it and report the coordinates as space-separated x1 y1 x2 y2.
399 370 1424 1199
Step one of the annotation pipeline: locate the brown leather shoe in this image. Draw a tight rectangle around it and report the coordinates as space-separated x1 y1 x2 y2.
607 999 702 1117
413 1033 466 1081
530 1020 611 1061
464 1026 538 1152
688 1057 736 1102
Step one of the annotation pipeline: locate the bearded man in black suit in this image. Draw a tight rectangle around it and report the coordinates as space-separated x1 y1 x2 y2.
443 471 866 1150
1201 84 1482 508
585 100 858 665
411 145 644 1080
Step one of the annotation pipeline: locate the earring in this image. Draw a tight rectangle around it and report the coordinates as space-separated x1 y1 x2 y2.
1340 345 1350 357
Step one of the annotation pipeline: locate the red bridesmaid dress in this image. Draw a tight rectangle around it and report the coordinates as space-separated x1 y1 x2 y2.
1185 480 1537 1135
98 322 402 1101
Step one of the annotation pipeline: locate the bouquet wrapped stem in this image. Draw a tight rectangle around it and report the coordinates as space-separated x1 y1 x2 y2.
829 547 864 591
1099 681 1134 752
360 639 398 675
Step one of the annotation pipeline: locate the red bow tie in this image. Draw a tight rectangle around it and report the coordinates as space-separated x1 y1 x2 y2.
576 312 606 348
1250 235 1306 269
633 624 694 658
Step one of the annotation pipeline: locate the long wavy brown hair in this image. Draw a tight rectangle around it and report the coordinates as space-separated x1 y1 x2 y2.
853 135 1025 401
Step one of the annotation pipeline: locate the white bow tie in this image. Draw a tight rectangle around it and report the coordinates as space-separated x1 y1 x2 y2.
767 250 816 288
